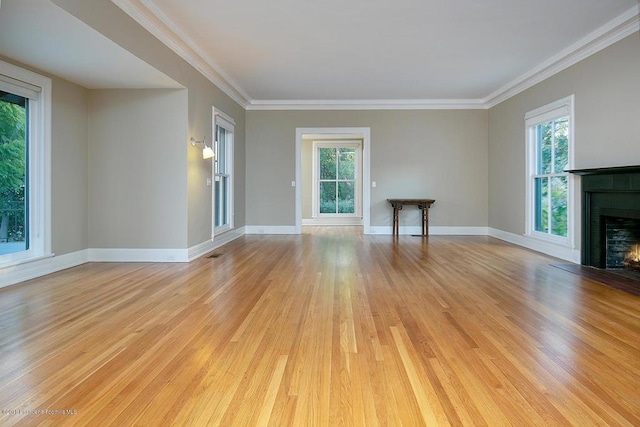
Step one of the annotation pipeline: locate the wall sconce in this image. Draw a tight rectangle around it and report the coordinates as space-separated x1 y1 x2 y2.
190 137 214 159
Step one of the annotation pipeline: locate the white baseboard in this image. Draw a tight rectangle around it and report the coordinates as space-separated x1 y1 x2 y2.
88 248 189 263
488 228 580 263
367 226 489 235
0 249 89 289
245 226 297 234
302 218 363 226
188 226 245 261
90 228 248 263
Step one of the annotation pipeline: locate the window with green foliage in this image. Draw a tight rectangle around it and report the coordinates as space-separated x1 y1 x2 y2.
1 60 51 266
526 96 574 244
0 91 28 255
317 146 357 215
533 117 569 237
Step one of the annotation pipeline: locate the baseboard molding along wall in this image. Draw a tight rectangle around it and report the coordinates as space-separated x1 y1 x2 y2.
188 226 246 261
87 248 189 263
302 218 363 226
0 249 89 289
245 226 297 234
488 228 580 263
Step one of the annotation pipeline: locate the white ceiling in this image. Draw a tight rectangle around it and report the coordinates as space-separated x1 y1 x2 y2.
116 0 638 107
0 0 181 89
0 1 637 107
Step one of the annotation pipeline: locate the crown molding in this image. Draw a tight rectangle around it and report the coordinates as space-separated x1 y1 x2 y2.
246 98 487 111
112 1 637 111
484 4 639 108
110 0 251 108
246 5 638 111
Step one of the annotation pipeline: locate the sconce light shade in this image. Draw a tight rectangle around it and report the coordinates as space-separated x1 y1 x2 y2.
190 137 215 159
202 146 214 159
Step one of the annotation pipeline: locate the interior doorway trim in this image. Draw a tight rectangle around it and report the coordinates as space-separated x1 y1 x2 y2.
295 127 371 234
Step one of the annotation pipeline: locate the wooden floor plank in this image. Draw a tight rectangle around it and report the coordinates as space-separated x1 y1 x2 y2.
1 230 640 426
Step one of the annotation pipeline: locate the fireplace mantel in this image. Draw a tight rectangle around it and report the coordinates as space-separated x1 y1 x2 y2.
567 165 640 176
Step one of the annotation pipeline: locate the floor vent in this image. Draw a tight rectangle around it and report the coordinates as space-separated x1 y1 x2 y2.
207 253 222 258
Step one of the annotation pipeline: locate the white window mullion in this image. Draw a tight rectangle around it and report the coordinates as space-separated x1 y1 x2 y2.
334 149 339 214
547 176 552 234
550 120 556 173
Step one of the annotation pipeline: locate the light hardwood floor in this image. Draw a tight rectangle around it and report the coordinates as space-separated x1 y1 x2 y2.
1 229 639 426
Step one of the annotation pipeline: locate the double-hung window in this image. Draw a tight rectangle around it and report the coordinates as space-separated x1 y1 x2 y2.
213 108 234 235
312 141 362 219
525 95 574 245
0 60 51 267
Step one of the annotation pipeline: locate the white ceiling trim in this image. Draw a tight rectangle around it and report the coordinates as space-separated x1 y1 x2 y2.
246 99 487 111
484 4 639 108
111 0 251 108
303 133 365 140
113 1 638 111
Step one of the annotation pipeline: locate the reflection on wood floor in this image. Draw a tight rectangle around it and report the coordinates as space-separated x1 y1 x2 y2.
1 229 639 425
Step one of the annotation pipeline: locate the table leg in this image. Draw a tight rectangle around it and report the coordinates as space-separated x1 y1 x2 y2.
424 205 429 237
391 206 396 236
393 207 399 236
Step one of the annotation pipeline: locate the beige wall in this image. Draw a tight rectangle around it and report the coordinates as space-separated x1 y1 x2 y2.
246 110 489 228
488 33 640 237
88 89 188 248
51 76 90 254
52 0 247 248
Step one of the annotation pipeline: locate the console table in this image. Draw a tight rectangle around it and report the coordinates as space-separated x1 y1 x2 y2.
387 199 435 237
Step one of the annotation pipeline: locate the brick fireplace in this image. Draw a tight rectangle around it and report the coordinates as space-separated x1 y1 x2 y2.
569 165 640 274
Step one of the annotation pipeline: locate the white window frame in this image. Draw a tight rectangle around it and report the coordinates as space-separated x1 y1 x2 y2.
525 95 575 248
0 60 51 268
212 107 234 236
312 140 362 219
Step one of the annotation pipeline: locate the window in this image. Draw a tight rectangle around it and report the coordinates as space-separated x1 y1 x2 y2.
0 92 27 255
312 141 362 218
0 60 51 266
525 95 574 245
213 109 234 235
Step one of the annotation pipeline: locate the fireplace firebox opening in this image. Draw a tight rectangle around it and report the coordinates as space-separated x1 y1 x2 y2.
604 216 640 271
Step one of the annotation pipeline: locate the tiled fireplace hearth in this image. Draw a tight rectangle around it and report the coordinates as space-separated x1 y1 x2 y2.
569 166 640 272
